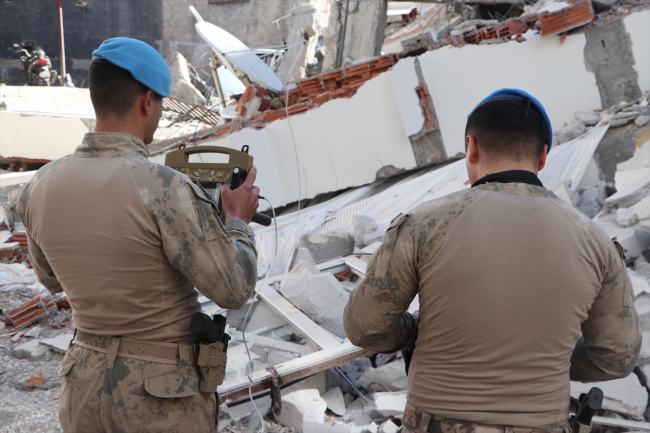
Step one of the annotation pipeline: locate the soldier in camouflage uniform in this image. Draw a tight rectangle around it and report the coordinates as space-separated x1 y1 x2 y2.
344 89 641 432
18 38 260 432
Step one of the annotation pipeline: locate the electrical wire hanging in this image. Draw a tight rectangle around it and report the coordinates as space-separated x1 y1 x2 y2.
240 196 278 433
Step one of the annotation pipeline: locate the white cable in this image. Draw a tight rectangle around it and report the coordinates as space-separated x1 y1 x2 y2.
240 197 278 433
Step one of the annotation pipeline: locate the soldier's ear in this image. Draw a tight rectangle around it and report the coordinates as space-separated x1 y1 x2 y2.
466 136 480 165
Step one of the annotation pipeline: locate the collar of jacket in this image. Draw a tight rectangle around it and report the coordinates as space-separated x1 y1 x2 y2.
74 132 149 159
471 170 545 188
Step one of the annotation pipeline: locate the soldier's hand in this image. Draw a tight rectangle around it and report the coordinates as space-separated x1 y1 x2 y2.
220 166 260 225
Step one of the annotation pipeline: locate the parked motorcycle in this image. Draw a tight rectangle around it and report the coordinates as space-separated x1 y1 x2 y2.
9 40 58 86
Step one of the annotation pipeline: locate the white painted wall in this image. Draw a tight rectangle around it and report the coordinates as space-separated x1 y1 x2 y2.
0 112 90 161
205 72 417 208
625 10 650 94
389 57 425 137
418 32 602 157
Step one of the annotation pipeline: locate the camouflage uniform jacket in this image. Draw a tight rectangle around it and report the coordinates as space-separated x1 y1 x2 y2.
18 132 257 342
344 181 641 428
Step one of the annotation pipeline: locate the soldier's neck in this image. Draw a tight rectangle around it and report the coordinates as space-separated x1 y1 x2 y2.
95 116 146 143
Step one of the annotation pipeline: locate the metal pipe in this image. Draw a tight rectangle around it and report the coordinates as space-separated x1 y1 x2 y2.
56 0 66 85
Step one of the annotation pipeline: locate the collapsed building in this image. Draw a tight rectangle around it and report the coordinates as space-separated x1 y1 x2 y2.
1 0 650 431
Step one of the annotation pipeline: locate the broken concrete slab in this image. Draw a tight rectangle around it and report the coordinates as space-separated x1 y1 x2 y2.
639 331 650 364
575 111 601 126
595 219 650 260
358 360 408 392
219 395 272 431
557 120 586 144
617 207 639 227
378 419 400 433
353 215 379 249
635 253 650 278
24 326 42 338
636 115 650 127
546 178 579 206
39 333 74 354
605 140 650 210
323 387 347 416
12 339 44 360
286 247 316 273
629 269 650 297
571 375 648 420
373 391 407 418
280 264 349 339
631 196 650 221
167 52 206 105
636 292 650 331
275 389 327 431
300 232 355 264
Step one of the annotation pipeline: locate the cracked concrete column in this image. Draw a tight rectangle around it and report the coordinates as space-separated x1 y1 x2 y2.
409 58 447 166
584 18 642 109
323 0 388 71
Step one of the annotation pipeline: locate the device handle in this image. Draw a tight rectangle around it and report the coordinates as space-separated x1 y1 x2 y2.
252 213 272 226
164 145 253 172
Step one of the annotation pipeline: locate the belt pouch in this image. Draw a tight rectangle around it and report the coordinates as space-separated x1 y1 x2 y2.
197 341 227 392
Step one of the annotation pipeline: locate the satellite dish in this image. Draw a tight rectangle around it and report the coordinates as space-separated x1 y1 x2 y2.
190 6 284 93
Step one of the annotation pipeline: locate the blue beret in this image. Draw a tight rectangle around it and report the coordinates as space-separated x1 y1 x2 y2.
468 88 554 152
92 37 171 98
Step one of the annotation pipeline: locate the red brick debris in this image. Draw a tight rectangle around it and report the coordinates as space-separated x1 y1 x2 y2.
6 293 57 330
189 54 402 145
540 0 594 36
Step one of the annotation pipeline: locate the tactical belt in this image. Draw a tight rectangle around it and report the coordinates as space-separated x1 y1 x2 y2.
403 403 569 433
74 331 198 367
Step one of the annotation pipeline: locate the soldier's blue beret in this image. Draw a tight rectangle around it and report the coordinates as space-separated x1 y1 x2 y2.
468 88 554 152
92 37 171 98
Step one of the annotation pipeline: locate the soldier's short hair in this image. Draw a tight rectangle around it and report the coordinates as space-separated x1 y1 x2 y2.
465 99 546 163
88 60 162 119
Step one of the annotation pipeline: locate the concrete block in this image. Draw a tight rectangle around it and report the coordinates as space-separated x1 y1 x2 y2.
286 248 316 273
39 333 74 354
167 52 206 105
631 196 650 221
636 115 650 127
571 375 647 420
617 208 639 227
596 220 650 260
274 389 327 431
300 232 355 263
280 267 349 339
12 339 41 359
24 326 42 338
629 269 650 297
557 120 586 144
635 253 650 278
378 420 400 433
546 178 578 205
636 293 650 331
350 422 378 433
373 392 407 418
220 395 271 431
323 387 347 416
359 360 408 392
639 331 650 364
344 393 356 407
353 215 379 248
575 111 601 126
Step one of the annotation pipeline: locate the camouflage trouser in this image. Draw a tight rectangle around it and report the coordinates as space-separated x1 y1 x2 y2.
57 336 218 433
402 404 569 433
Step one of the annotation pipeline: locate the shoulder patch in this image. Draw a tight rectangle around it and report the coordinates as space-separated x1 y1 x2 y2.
612 238 627 261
